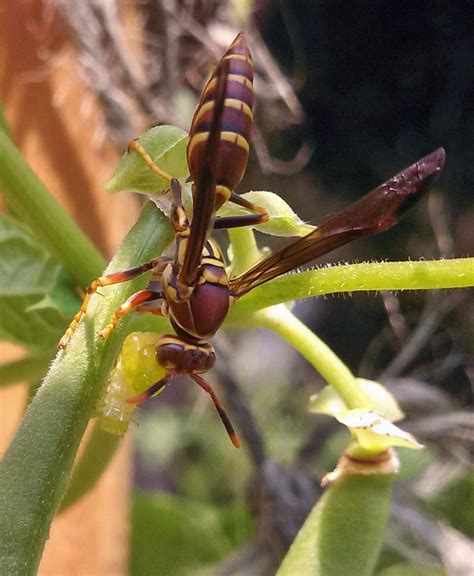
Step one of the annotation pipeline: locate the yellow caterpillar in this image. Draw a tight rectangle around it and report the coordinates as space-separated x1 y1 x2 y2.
96 332 166 435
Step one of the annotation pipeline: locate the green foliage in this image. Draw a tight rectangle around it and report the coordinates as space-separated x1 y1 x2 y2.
0 352 52 389
106 125 189 195
425 472 474 538
396 446 436 482
0 213 79 350
377 563 446 576
133 405 252 502
0 131 104 286
219 190 315 237
310 378 404 422
131 493 253 576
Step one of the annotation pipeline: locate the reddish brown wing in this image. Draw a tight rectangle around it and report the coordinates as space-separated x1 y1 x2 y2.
178 59 228 286
180 33 254 286
229 148 445 297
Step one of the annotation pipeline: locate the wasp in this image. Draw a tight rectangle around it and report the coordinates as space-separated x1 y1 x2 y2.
60 33 445 448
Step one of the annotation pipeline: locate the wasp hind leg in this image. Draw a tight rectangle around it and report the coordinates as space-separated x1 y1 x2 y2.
213 191 269 230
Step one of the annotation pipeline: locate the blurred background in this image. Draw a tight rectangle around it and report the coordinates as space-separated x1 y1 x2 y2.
0 1 472 575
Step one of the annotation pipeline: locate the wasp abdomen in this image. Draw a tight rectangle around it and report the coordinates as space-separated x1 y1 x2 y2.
187 33 254 209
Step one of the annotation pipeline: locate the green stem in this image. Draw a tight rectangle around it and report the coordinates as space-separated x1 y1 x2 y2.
254 305 369 410
228 226 261 276
277 474 394 576
0 203 173 576
228 258 473 318
0 131 105 286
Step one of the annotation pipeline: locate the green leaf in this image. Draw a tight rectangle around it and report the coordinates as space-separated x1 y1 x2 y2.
0 352 53 388
219 190 315 237
0 213 79 350
0 213 59 294
131 492 252 576
0 296 67 350
336 410 423 453
0 351 53 387
0 104 11 135
377 563 445 576
309 378 404 422
106 125 189 195
277 474 394 576
426 471 474 538
396 446 435 481
47 269 84 318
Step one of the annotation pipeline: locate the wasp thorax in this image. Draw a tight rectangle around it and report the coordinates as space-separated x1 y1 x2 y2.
156 336 216 374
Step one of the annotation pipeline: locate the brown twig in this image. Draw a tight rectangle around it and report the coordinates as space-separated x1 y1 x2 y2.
381 292 466 379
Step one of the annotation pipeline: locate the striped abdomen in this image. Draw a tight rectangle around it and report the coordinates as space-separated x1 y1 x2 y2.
187 32 253 210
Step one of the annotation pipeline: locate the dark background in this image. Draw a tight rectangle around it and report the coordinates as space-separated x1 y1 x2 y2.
240 1 472 396
258 1 473 214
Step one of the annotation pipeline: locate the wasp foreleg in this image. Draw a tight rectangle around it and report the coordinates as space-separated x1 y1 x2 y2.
59 257 169 349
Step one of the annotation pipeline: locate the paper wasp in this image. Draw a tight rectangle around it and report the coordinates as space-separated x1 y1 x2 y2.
60 33 445 448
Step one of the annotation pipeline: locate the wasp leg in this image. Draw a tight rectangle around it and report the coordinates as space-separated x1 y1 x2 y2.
229 191 268 215
126 372 176 404
99 290 165 339
127 139 173 182
213 212 269 229
59 257 169 349
213 191 268 230
190 373 241 448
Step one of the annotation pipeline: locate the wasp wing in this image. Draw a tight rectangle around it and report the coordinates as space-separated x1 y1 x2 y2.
230 148 445 297
178 59 229 286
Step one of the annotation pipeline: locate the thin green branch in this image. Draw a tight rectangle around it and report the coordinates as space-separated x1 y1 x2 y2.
254 305 369 410
0 131 105 286
228 226 261 276
228 258 473 319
